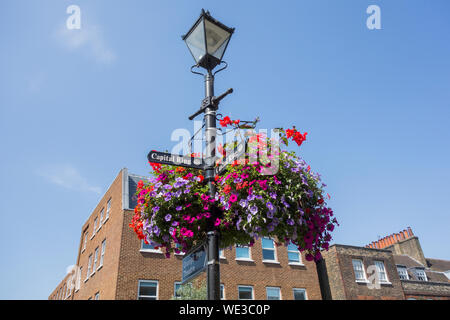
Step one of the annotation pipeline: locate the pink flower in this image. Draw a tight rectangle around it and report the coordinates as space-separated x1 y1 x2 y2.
214 218 221 226
229 194 238 203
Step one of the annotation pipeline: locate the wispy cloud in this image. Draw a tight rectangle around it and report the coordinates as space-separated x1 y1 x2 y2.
37 164 101 195
55 24 116 64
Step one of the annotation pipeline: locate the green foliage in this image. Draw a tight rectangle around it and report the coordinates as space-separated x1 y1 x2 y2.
171 280 207 300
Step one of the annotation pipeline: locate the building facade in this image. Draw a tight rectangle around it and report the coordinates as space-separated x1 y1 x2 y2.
49 168 322 300
317 228 450 300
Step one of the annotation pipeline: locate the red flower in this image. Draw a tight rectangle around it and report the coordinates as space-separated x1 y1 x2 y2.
149 162 162 173
286 128 295 138
223 185 231 194
137 180 144 189
220 116 232 127
198 175 204 182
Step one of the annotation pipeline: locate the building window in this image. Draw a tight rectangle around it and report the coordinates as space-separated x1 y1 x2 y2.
414 268 428 281
235 245 251 260
105 198 111 220
95 292 100 300
262 238 277 262
174 243 185 255
266 287 281 300
293 288 307 300
220 284 225 300
352 259 367 282
82 231 88 251
86 255 92 280
92 247 99 273
138 280 158 300
174 282 182 298
287 242 302 264
374 260 389 283
140 240 162 253
238 286 254 300
397 266 409 280
63 284 67 300
99 209 104 227
77 267 82 290
92 217 98 238
99 239 106 268
219 249 225 259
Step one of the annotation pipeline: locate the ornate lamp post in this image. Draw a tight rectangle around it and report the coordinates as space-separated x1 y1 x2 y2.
183 9 234 300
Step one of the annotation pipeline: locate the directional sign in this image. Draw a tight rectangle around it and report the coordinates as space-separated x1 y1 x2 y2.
215 140 247 176
147 150 205 170
182 243 207 284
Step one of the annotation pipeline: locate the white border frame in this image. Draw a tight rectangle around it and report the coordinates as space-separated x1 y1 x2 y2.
137 280 159 300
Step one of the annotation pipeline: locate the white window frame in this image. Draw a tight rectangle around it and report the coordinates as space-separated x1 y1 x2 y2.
174 243 185 255
261 237 279 264
140 240 163 253
91 217 98 239
414 268 428 281
293 288 308 300
238 285 254 300
99 208 104 229
266 286 281 300
76 267 82 292
92 247 98 275
85 255 92 281
82 231 88 252
374 260 390 283
99 239 106 268
352 259 368 282
220 284 225 300
137 280 159 300
397 265 409 280
287 242 303 265
235 245 253 261
174 282 182 298
105 198 111 221
219 248 226 260
94 292 100 300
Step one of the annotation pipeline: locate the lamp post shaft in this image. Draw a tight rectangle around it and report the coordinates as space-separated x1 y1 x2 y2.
204 70 220 300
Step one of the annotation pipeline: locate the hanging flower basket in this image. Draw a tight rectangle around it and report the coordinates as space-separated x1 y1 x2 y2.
130 122 338 262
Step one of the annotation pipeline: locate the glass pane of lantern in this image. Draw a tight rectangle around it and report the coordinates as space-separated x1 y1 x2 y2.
185 19 206 63
211 36 230 60
204 19 231 58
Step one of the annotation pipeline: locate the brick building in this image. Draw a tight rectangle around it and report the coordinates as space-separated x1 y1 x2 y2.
367 228 450 300
49 168 322 300
317 228 450 300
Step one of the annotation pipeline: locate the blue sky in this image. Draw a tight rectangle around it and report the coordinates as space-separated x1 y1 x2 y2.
1 0 449 299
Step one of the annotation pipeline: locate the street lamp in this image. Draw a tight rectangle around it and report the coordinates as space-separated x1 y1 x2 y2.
182 9 234 71
183 9 234 300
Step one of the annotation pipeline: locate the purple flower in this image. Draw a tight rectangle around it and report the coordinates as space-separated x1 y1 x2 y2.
267 224 275 232
249 205 258 215
176 206 182 211
247 213 253 223
236 216 242 230
247 194 256 201
164 193 172 201
287 218 295 226
174 190 182 198
270 192 277 199
239 199 248 208
153 226 160 236
163 184 173 190
152 206 160 213
165 214 172 222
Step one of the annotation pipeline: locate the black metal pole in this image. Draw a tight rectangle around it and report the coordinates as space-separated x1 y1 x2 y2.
204 70 220 300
